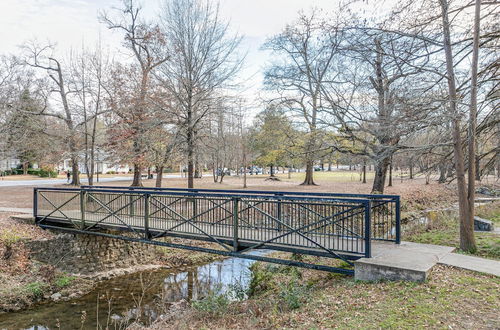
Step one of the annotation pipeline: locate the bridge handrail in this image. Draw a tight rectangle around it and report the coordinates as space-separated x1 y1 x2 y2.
81 185 399 200
37 186 374 204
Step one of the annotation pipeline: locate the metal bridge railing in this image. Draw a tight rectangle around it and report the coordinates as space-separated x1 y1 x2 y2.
82 185 401 244
34 187 401 273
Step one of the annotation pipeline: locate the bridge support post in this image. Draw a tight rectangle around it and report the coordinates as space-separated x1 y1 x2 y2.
364 201 371 258
276 193 283 231
144 193 150 239
395 196 401 244
192 191 198 223
33 188 38 224
233 197 239 251
129 194 135 217
80 190 86 229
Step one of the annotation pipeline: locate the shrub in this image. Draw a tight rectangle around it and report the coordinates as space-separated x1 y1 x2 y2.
24 282 46 298
248 263 274 296
191 289 230 316
278 280 309 311
39 168 57 178
27 168 40 175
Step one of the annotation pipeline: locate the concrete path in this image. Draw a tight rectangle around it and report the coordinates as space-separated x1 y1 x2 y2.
439 253 500 277
355 241 455 282
0 177 132 187
0 207 33 214
355 241 499 281
0 175 186 187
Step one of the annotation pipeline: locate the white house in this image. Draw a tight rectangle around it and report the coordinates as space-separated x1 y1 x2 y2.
59 158 130 174
0 157 20 171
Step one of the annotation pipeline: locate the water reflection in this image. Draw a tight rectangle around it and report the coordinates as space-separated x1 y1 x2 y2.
0 251 265 330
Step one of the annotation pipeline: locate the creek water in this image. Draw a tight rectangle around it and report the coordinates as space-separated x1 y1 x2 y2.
0 251 266 329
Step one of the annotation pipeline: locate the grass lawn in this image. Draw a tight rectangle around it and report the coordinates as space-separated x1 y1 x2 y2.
275 170 375 183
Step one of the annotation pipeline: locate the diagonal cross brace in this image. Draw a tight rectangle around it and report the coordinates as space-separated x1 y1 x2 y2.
239 202 364 254
148 196 233 251
297 203 363 239
38 192 80 228
84 193 143 236
239 200 365 263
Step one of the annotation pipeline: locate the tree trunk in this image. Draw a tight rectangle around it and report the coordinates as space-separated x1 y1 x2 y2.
242 150 247 189
388 157 393 187
362 161 367 184
301 160 316 185
194 156 202 178
131 163 142 187
70 156 80 186
409 163 413 180
475 155 481 181
155 165 164 188
446 164 454 178
438 163 447 183
467 0 481 249
269 165 275 177
440 0 476 252
371 156 390 193
88 161 94 186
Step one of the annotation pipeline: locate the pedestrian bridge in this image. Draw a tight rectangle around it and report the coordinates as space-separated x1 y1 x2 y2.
33 186 401 274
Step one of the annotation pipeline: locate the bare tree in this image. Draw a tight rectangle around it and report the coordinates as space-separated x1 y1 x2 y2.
263 10 340 185
70 44 110 185
23 43 82 185
100 0 167 187
156 0 243 188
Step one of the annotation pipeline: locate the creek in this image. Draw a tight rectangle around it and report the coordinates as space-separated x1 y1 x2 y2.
0 251 266 329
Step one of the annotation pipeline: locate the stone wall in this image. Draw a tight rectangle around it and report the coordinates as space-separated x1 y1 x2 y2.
25 231 160 275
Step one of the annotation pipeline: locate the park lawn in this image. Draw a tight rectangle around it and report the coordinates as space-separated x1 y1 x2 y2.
276 170 376 183
147 261 499 330
405 202 500 260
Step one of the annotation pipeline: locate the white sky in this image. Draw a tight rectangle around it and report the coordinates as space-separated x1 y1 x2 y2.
0 0 354 119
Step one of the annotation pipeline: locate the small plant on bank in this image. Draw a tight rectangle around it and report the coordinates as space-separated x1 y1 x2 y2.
226 282 248 301
54 274 76 288
277 280 310 311
24 281 47 299
191 289 230 316
0 232 22 247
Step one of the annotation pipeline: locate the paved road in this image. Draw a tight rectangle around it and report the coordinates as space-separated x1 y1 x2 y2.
0 174 184 188
0 177 132 187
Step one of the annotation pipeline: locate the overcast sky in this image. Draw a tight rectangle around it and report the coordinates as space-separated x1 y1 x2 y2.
0 0 347 115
